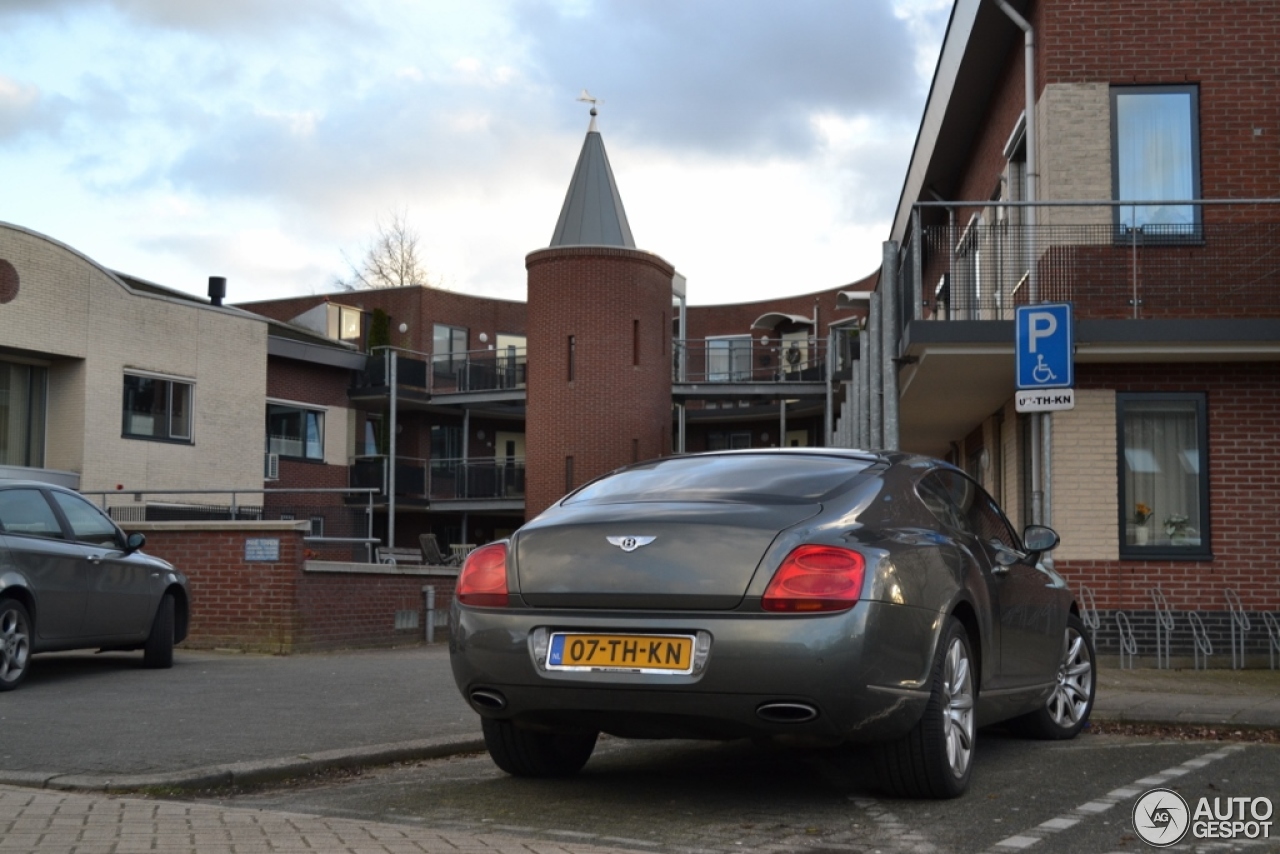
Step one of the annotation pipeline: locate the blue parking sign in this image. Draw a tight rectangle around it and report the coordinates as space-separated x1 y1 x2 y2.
1015 303 1073 389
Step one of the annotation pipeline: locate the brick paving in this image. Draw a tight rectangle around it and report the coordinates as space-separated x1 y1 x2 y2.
0 785 637 854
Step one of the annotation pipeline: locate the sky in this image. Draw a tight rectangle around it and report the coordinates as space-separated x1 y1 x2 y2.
0 0 952 307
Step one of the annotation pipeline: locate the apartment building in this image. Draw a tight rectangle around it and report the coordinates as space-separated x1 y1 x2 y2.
862 0 1280 662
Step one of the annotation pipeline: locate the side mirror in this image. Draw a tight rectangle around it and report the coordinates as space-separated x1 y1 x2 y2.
1022 525 1059 554
125 531 147 553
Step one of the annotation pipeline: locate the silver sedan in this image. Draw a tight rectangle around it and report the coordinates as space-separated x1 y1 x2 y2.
0 481 190 691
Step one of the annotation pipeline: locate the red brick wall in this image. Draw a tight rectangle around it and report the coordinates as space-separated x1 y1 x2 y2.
1043 0 1280 202
135 523 456 653
297 572 456 650
954 0 1280 211
1056 362 1280 613
525 247 675 518
139 526 304 652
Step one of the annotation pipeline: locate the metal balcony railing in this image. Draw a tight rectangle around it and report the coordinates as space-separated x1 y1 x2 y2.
428 457 525 501
674 340 829 384
351 455 525 502
900 200 1280 325
357 347 527 395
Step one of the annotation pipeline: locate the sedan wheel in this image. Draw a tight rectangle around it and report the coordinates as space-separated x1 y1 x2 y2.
481 717 598 778
1010 613 1096 740
874 617 975 799
0 598 33 692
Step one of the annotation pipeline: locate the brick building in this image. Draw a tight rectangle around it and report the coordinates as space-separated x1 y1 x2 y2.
238 111 865 556
859 0 1280 663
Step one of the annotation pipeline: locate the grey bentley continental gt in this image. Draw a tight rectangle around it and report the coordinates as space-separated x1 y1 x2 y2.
449 449 1096 798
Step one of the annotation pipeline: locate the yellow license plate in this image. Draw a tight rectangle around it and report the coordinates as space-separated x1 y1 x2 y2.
547 633 695 674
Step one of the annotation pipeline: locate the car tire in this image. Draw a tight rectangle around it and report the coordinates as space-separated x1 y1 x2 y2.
0 598 33 692
481 717 598 777
873 617 976 799
142 594 175 669
1008 613 1096 740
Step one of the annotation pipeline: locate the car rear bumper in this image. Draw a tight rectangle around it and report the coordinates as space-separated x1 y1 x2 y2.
449 598 939 744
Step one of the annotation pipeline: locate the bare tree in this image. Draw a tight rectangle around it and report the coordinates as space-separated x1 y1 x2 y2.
337 209 433 290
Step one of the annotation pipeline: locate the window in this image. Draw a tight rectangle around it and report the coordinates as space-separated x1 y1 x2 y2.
0 488 63 539
1112 85 1201 236
49 491 121 548
1117 393 1209 557
0 360 46 467
266 403 325 461
326 304 365 344
433 323 468 374
567 335 576 381
707 335 751 381
122 374 192 442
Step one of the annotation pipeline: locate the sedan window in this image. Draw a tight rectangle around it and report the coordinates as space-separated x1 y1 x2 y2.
0 488 65 539
50 491 122 548
565 454 872 505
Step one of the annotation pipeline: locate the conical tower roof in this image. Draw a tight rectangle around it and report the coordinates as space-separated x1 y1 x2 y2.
549 109 636 248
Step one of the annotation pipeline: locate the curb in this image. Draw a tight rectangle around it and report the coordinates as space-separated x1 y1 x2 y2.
0 734 486 794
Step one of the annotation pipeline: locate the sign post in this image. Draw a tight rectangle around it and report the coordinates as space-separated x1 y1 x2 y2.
1015 303 1074 412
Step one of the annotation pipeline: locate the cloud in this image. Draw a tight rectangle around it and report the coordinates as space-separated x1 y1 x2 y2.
0 76 67 142
0 0 362 37
512 0 924 156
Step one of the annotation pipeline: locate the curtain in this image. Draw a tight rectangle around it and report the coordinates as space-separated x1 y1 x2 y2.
1116 90 1195 231
1123 399 1202 546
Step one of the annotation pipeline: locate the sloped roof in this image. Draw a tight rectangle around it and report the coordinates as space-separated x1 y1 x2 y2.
549 110 636 248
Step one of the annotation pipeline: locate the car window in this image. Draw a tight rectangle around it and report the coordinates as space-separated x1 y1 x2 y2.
565 454 873 505
966 490 1020 552
50 491 122 548
0 488 66 539
916 473 972 534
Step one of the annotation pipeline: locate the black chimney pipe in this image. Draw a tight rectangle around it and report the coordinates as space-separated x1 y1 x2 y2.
208 276 226 306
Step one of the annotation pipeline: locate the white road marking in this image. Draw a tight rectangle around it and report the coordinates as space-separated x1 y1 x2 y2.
981 744 1247 852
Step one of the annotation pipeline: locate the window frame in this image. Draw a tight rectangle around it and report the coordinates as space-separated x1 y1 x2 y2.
122 372 194 444
1115 392 1211 560
1110 84 1202 241
266 401 327 462
706 334 752 382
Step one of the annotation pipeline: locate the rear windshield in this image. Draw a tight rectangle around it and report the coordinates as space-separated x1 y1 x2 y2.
564 454 873 505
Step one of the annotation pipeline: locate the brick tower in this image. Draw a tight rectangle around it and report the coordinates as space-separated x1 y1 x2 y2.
525 107 675 519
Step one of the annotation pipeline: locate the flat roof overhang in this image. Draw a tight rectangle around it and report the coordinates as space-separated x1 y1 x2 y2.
898 319 1280 457
673 382 827 401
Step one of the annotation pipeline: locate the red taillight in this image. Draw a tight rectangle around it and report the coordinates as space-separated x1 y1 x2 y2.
457 542 509 607
762 545 864 613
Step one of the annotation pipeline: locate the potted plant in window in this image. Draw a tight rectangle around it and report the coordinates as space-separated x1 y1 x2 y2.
1164 513 1193 545
1131 502 1153 545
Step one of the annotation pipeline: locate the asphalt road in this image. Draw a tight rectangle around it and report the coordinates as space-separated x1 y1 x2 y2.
0 646 475 778
191 732 1280 853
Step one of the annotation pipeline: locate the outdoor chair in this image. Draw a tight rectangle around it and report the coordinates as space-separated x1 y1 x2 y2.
420 533 462 566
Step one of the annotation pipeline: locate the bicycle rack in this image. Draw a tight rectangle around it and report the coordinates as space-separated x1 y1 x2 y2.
1150 587 1175 669
1224 589 1251 670
1079 585 1100 647
1116 611 1138 670
1188 611 1213 670
1264 612 1280 671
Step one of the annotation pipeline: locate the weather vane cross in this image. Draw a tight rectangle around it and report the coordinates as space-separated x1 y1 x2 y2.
577 89 603 115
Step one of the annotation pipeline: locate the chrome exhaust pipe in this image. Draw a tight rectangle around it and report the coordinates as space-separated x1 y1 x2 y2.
469 689 507 711
756 702 819 723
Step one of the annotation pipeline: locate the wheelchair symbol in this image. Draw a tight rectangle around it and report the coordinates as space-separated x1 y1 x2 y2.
1032 354 1057 384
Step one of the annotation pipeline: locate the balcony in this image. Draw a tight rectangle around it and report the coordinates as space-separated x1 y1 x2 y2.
899 201 1280 325
672 340 830 404
349 454 525 506
351 347 527 407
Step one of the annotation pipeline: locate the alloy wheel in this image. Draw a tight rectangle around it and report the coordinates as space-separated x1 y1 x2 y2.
1047 626 1093 728
942 635 975 778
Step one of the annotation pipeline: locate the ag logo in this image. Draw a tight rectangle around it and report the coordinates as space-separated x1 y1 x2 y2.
606 535 655 553
1133 788 1190 847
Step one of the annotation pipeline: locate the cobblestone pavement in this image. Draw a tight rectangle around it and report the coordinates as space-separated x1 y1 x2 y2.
0 785 639 854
